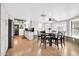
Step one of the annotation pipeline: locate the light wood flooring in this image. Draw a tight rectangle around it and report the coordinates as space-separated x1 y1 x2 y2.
6 36 79 56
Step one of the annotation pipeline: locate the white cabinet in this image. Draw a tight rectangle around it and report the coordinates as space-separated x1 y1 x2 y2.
24 31 33 40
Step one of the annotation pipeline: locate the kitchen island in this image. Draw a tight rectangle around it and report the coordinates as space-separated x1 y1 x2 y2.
24 28 34 40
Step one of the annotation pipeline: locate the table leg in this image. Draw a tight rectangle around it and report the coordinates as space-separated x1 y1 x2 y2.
49 39 52 46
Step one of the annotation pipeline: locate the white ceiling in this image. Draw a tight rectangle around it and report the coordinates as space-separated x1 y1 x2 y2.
5 3 79 22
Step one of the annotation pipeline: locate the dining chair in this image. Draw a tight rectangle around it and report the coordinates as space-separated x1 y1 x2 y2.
40 31 47 49
57 31 65 48
61 32 65 46
49 33 59 49
45 33 52 46
37 31 41 42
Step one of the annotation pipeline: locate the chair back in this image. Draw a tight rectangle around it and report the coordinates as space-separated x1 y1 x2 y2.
40 31 46 40
57 31 65 39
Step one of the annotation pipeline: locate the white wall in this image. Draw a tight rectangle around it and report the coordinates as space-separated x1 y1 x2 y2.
0 3 1 56
1 3 8 56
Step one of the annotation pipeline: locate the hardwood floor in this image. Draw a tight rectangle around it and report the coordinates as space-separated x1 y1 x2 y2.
6 36 79 56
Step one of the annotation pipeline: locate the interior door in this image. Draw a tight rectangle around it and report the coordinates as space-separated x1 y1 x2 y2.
8 19 12 49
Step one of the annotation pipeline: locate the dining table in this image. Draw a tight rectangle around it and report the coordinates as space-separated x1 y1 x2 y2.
45 33 58 46
40 31 64 49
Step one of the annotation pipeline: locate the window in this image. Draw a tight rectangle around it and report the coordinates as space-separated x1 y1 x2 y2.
71 20 79 38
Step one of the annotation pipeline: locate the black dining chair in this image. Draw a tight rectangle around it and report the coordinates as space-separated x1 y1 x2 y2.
57 31 65 48
61 32 65 46
40 31 47 49
45 33 51 46
37 31 41 42
49 33 59 49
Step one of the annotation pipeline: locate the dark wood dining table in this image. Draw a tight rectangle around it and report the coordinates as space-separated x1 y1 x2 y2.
45 33 58 46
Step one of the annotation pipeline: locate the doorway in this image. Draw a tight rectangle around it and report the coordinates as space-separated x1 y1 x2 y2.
14 25 19 35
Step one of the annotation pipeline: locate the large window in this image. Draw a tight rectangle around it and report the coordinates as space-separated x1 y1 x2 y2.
57 22 67 32
38 23 43 31
71 19 79 38
52 22 67 35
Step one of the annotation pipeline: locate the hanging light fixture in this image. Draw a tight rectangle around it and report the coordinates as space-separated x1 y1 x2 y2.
40 14 47 22
41 14 46 17
49 18 52 21
48 18 53 24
